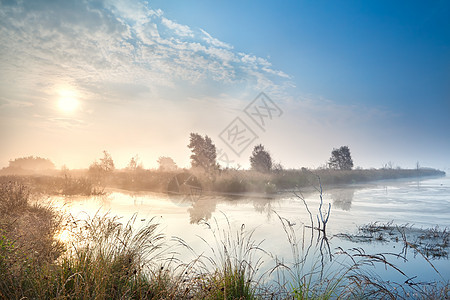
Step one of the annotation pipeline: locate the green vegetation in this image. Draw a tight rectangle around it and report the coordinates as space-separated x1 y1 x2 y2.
328 146 353 170
0 138 446 196
188 133 219 174
250 144 273 173
1 180 448 299
0 166 445 197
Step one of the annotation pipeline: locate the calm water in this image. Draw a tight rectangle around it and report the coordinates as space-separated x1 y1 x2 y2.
50 175 450 286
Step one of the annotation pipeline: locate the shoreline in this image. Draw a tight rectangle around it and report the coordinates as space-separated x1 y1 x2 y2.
0 167 445 197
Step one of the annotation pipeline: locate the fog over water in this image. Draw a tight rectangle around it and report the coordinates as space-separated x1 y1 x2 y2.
48 175 450 284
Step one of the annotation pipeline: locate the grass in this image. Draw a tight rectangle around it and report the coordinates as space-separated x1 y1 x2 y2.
0 179 448 299
337 221 450 259
0 175 103 196
0 181 65 299
3 166 444 197
191 216 268 299
51 213 173 299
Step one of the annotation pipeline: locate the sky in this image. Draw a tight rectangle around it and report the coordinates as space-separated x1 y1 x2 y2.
0 0 449 171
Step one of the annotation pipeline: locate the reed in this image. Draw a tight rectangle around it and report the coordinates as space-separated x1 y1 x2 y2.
188 215 270 299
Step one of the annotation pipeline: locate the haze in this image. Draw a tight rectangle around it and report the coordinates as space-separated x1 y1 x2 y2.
1 0 449 171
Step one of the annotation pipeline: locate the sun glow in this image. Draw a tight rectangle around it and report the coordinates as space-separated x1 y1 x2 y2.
58 90 79 113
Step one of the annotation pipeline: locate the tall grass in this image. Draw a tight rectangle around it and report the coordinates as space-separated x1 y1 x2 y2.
51 212 176 299
0 175 103 196
189 215 270 299
0 181 65 299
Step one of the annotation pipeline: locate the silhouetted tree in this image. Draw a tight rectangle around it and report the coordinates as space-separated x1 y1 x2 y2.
89 151 115 182
250 144 272 173
126 155 142 171
157 156 177 171
8 156 55 171
328 146 353 170
99 150 115 172
272 162 284 174
188 133 217 173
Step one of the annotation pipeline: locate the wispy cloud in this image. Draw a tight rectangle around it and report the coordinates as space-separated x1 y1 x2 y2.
199 29 233 49
161 17 194 37
0 97 34 108
0 0 292 113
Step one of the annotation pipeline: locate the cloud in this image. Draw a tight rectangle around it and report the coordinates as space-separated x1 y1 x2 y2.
161 17 194 37
0 0 296 169
199 29 233 49
0 97 34 108
0 0 292 111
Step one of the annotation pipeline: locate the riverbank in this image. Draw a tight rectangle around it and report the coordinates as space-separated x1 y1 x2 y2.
0 167 445 197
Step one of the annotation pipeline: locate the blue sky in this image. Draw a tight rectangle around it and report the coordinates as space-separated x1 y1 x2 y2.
157 0 449 116
0 0 449 170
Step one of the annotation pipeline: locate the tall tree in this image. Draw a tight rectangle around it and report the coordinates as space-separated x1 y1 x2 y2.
187 133 217 172
250 144 272 173
328 146 354 170
157 156 177 171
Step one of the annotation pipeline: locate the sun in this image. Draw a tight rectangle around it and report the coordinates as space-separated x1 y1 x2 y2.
58 97 78 112
57 90 79 113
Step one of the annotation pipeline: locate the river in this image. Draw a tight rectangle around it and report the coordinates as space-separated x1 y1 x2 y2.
49 175 450 288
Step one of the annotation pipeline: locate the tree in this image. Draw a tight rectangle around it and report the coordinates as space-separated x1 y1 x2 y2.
157 156 177 171
8 156 55 171
89 150 115 181
99 150 115 172
272 162 284 174
250 144 272 173
187 133 217 172
328 146 353 170
127 155 142 171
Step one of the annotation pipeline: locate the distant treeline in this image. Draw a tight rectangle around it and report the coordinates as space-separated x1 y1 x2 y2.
1 167 444 197
0 139 446 196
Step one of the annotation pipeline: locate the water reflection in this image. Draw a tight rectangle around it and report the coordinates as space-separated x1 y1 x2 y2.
253 197 275 220
185 195 277 224
329 188 355 211
188 196 217 224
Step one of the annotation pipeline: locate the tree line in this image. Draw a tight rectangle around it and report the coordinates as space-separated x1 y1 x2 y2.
3 134 354 174
186 132 353 173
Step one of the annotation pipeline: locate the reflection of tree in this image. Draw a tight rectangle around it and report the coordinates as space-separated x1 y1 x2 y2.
253 197 274 221
188 197 217 224
330 188 354 211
